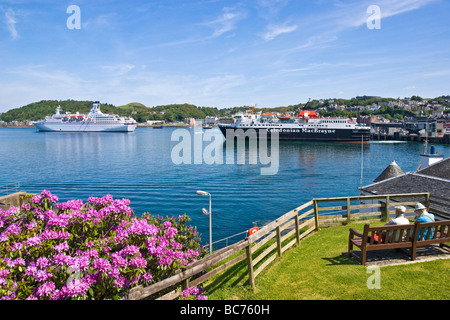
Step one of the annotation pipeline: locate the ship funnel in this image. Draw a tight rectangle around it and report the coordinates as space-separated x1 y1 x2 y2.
90 101 102 114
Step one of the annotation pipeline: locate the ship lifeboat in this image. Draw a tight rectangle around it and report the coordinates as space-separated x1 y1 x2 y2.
277 113 291 120
261 113 275 117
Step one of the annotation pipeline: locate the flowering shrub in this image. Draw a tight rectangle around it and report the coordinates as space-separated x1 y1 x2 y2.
0 190 206 300
179 286 207 300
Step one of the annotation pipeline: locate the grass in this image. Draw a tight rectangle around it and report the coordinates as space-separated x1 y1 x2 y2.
204 221 450 300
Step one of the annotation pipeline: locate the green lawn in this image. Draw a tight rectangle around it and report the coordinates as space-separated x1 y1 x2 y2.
204 221 450 300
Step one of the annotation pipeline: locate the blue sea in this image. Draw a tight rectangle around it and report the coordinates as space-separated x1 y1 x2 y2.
1 127 448 248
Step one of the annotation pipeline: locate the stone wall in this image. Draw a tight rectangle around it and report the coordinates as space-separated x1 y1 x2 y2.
0 192 27 211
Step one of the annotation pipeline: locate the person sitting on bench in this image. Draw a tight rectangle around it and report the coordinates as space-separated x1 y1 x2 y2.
413 203 435 240
369 206 410 243
384 206 410 242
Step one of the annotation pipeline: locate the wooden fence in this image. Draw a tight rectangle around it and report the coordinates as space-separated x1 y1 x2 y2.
124 192 431 300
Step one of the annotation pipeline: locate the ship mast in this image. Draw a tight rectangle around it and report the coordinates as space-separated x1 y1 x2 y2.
294 98 311 119
424 121 428 154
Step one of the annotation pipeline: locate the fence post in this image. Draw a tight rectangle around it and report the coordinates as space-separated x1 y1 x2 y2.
182 277 190 291
246 245 255 289
276 226 282 257
385 196 390 221
425 193 430 210
346 198 351 224
313 200 320 230
295 215 300 245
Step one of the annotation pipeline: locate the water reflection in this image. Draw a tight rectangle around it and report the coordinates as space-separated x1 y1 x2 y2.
41 132 137 182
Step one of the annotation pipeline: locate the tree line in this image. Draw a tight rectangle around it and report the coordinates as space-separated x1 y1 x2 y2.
1 96 448 123
0 100 229 123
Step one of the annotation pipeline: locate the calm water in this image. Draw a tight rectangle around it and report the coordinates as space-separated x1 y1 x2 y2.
1 127 448 247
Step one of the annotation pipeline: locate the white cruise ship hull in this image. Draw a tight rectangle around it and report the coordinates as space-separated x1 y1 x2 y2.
33 101 138 133
34 122 136 132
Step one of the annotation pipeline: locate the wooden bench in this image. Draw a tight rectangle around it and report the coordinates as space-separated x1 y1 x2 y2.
348 220 450 266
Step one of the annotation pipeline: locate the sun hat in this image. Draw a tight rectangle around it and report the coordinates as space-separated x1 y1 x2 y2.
415 203 426 211
395 206 406 213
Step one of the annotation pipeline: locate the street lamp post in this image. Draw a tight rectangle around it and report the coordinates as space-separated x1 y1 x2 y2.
196 190 212 253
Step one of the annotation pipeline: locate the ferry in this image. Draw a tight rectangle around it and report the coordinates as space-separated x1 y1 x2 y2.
218 108 370 143
33 101 137 132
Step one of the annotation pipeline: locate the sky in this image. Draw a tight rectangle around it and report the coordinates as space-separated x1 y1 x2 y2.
0 0 450 112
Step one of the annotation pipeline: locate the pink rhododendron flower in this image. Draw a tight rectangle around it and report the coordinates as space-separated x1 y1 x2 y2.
35 270 53 282
128 257 147 268
26 236 42 247
143 273 153 283
35 281 55 297
53 242 69 252
25 220 37 229
31 195 42 204
93 258 111 272
36 257 49 268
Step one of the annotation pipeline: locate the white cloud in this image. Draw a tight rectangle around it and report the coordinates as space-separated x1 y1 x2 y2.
156 7 246 47
10 65 81 86
377 0 437 18
332 0 438 29
4 8 18 40
118 71 247 106
205 7 245 38
288 34 338 52
0 65 91 110
255 0 291 16
422 69 450 78
260 23 297 41
101 64 135 76
280 61 373 73
82 13 117 30
1 63 248 110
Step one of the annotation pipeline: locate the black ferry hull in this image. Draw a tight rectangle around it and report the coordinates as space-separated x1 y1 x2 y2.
218 125 370 143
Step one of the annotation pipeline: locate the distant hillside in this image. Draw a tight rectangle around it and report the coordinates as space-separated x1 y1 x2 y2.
0 100 117 122
1 95 448 123
0 100 228 123
118 103 228 123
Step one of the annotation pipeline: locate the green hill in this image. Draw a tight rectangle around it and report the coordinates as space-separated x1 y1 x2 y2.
1 95 448 124
0 100 118 122
0 100 228 123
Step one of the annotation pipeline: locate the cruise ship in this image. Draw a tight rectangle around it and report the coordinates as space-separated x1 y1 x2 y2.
218 108 370 143
33 101 137 132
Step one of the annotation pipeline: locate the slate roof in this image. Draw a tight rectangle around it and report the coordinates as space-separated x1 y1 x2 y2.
361 157 450 219
417 157 450 180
